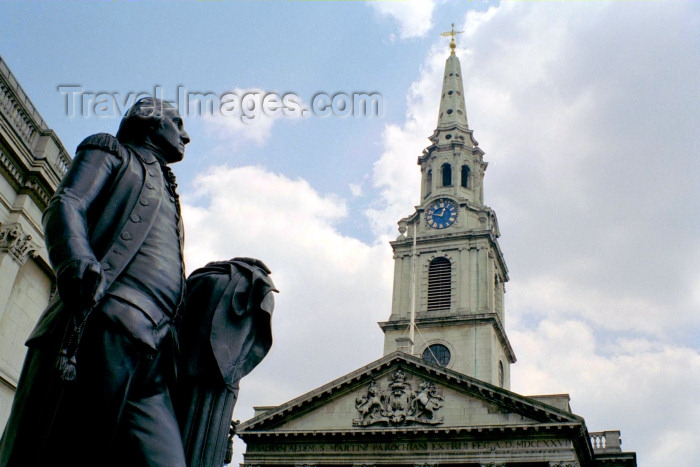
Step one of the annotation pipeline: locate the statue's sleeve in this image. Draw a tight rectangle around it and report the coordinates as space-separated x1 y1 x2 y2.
42 133 125 275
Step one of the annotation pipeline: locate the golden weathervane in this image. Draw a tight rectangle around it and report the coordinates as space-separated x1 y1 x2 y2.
440 23 464 55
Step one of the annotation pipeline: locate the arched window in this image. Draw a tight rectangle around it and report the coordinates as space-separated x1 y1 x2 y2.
426 169 432 196
422 344 451 367
427 257 451 311
498 361 505 388
441 163 452 187
461 165 470 188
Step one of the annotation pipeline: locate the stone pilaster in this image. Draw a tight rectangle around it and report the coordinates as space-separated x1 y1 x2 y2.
0 223 39 320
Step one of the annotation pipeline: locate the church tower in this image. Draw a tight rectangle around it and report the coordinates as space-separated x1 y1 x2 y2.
379 31 515 389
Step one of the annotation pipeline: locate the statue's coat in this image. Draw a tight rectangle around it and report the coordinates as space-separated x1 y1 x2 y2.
176 259 276 467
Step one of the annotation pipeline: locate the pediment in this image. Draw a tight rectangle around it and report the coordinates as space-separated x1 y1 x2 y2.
239 352 581 434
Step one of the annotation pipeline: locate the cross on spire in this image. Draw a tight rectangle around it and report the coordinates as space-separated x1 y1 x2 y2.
440 23 464 55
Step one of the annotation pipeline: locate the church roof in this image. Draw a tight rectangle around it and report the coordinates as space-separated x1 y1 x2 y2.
238 351 584 436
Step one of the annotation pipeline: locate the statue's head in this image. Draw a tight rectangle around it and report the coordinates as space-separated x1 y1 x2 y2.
116 97 190 163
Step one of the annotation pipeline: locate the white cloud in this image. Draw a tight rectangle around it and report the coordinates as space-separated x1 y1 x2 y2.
349 183 363 197
365 44 446 236
181 164 394 394
511 320 700 467
181 165 397 464
199 87 305 148
370 0 437 39
457 3 699 465
452 1 700 344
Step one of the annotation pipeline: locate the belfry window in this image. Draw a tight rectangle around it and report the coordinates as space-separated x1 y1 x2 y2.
441 163 452 186
427 257 451 311
461 164 470 188
426 169 432 196
498 361 505 388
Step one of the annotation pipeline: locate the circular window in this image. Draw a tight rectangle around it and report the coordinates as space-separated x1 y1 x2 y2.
422 344 451 367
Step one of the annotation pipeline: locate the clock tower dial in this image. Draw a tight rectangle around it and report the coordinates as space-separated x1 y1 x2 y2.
426 199 458 229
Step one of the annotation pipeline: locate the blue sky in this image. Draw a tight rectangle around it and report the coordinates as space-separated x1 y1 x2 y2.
2 1 699 466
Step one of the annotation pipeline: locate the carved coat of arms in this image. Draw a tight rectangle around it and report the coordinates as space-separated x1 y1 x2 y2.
353 369 444 427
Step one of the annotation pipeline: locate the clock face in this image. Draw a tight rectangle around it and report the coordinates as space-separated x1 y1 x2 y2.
426 199 458 229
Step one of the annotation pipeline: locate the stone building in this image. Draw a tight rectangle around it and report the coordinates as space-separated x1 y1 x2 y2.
0 56 69 428
236 42 637 467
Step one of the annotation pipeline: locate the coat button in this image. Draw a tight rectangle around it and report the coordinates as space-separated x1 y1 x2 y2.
121 231 132 240
101 262 112 271
148 170 155 177
146 181 154 189
140 198 149 206
130 214 141 223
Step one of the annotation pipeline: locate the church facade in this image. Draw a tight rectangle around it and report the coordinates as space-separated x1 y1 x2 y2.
237 40 636 467
0 56 68 428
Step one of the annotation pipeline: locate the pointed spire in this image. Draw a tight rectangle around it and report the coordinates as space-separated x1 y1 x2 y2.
437 24 469 131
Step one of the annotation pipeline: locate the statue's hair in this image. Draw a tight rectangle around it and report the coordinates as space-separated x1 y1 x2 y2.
116 97 175 144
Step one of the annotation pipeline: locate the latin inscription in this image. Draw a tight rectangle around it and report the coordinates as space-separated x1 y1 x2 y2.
248 439 571 454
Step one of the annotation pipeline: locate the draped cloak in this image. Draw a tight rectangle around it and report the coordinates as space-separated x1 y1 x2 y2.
175 259 276 467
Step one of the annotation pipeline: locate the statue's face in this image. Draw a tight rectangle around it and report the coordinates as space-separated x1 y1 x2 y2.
150 107 190 163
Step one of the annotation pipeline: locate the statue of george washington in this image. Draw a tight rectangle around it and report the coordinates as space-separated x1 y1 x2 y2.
0 97 190 467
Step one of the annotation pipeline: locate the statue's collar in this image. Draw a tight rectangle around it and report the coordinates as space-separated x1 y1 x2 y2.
128 142 167 165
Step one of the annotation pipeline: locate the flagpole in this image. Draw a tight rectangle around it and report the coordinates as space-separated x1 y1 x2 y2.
409 220 417 355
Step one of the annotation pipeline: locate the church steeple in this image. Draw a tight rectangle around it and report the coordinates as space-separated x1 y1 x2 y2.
379 33 515 389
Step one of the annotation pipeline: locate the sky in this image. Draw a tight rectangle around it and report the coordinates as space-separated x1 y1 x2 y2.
1 1 699 466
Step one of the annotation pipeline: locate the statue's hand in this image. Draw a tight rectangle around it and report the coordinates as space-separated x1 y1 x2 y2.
233 257 272 274
57 258 106 310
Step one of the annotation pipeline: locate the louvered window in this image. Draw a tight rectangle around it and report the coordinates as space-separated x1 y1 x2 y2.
427 257 451 311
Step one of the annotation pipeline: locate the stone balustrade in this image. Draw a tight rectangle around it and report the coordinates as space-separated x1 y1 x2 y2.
590 430 622 453
1 56 72 188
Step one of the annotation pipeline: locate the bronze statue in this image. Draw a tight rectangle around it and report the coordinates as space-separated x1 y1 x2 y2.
175 257 276 467
0 97 190 467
